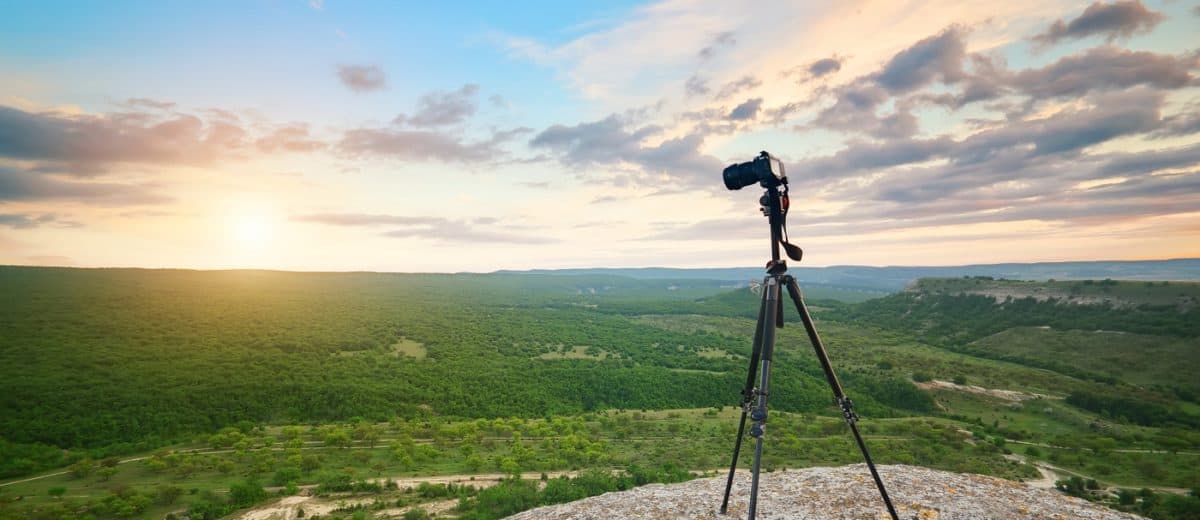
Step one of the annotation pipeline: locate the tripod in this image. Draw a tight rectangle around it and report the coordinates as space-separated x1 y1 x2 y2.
719 184 899 520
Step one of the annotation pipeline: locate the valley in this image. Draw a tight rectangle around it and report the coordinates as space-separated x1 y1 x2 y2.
0 266 1197 519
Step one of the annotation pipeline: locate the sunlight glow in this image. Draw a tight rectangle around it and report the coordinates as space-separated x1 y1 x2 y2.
234 215 272 245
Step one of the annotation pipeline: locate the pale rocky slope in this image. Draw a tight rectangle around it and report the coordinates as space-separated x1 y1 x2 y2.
507 464 1142 519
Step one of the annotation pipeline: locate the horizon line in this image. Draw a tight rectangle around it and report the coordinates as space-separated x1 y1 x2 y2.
3 256 1198 276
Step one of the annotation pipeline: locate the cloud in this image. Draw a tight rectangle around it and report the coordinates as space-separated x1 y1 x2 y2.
774 81 1200 237
698 31 735 60
783 56 844 83
638 216 760 241
292 212 557 244
727 98 762 121
529 114 723 186
500 9 1197 250
714 75 761 100
291 213 441 226
256 124 326 152
0 167 172 205
336 125 512 163
809 90 919 138
808 57 843 78
336 64 387 92
823 88 1169 203
122 98 176 110
396 84 481 127
1032 0 1164 46
0 105 248 174
0 213 82 229
872 26 968 94
1151 108 1200 139
1095 143 1200 177
685 75 710 97
803 27 969 138
381 224 557 244
1011 47 1196 100
799 137 955 178
804 27 1197 138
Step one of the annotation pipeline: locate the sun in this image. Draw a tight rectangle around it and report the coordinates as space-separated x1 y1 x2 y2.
233 214 272 245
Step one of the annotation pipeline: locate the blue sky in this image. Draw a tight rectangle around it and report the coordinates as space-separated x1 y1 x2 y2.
1 0 1198 271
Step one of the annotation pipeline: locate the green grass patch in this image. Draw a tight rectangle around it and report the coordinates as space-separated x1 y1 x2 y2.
391 337 428 359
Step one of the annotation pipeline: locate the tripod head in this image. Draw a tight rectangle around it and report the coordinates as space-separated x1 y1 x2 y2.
724 151 803 272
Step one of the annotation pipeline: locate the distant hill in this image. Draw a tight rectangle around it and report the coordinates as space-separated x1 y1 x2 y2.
501 258 1200 292
913 277 1200 308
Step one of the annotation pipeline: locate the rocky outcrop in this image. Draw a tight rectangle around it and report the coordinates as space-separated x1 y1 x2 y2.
507 464 1142 519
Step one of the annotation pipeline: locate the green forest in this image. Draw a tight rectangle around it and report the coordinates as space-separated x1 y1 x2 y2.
1 267 1198 519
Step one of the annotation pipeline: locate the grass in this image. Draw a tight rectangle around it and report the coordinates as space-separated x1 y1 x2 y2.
634 314 1102 397
968 327 1199 391
696 348 735 359
0 408 1041 519
390 337 427 359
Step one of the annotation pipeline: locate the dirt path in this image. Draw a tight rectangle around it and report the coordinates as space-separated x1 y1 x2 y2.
245 470 589 520
0 455 149 488
916 379 1055 401
1005 439 1200 456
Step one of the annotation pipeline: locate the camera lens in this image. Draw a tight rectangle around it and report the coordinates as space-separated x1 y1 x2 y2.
723 163 759 190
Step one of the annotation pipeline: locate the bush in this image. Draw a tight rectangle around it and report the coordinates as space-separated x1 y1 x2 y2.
273 466 302 486
229 477 267 507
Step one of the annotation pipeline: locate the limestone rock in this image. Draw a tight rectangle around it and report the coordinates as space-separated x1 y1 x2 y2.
506 465 1142 520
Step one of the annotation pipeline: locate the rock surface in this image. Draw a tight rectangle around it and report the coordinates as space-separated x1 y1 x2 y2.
506 464 1143 519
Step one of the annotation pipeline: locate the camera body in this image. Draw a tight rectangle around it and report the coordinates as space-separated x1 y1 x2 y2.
723 151 786 190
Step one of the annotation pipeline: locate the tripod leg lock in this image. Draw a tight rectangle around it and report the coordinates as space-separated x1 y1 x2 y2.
836 397 860 425
750 406 767 421
740 388 757 413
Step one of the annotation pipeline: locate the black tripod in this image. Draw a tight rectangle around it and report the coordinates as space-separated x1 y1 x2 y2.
719 184 899 520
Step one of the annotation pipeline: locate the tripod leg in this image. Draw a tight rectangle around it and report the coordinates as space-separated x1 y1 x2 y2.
783 276 899 520
748 276 780 520
720 278 770 515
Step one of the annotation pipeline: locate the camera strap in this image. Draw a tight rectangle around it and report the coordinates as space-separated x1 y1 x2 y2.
778 191 804 262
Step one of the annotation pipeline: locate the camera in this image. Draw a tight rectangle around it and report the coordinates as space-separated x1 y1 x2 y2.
723 151 786 190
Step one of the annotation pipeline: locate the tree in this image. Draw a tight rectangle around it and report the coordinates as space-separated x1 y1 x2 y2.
500 457 521 479
155 484 183 505
465 454 484 472
69 458 95 479
323 427 352 448
229 477 266 507
96 467 118 482
300 455 321 473
273 467 301 486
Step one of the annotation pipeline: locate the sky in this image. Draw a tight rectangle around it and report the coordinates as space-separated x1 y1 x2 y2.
1 0 1198 272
